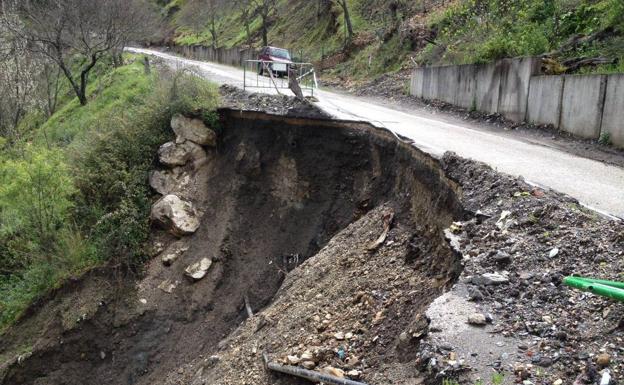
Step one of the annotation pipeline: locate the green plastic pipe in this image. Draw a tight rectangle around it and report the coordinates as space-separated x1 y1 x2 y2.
564 276 624 302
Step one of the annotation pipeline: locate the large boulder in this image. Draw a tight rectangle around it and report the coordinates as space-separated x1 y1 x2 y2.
158 141 206 167
149 168 191 195
171 114 217 146
150 195 200 236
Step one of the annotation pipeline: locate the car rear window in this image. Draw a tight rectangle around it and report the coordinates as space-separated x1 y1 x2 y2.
269 48 291 60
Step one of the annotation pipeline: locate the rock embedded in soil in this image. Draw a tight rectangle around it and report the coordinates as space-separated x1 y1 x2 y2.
149 168 191 195
597 353 611 368
151 194 200 236
184 258 213 281
467 313 488 326
158 141 206 167
481 272 509 285
171 114 217 146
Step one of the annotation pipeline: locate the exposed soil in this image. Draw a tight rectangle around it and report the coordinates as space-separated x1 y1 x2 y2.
0 108 464 385
1 89 622 385
419 153 624 385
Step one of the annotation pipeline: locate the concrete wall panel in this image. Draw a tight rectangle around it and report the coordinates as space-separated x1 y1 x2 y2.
474 62 502 114
498 57 541 122
526 76 565 127
455 64 476 109
601 74 624 148
560 75 607 139
410 68 424 98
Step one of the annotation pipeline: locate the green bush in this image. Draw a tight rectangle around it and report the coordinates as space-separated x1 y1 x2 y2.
0 59 220 330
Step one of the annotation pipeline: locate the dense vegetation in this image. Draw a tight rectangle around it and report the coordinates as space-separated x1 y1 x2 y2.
0 58 219 329
163 0 624 77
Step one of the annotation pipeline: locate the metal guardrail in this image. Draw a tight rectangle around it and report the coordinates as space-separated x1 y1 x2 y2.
243 60 318 97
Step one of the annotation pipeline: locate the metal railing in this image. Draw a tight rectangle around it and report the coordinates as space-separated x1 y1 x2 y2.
243 60 318 97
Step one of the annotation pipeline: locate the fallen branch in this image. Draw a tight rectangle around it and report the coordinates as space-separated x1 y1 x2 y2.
263 354 369 385
367 210 395 251
244 294 254 318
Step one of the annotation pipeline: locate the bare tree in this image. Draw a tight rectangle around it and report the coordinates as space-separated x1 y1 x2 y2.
179 0 226 49
251 0 277 47
234 0 254 45
0 8 41 139
331 0 354 43
3 0 157 106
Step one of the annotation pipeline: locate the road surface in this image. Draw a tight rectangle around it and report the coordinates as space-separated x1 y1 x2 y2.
129 47 624 219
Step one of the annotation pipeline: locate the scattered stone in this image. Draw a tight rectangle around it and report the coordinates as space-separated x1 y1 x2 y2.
158 279 177 293
399 332 409 342
467 313 487 326
158 141 206 168
139 298 147 304
548 248 559 258
171 114 217 146
151 195 200 236
554 379 563 385
596 353 611 368
481 272 509 285
287 355 300 365
493 250 511 264
347 370 361 379
161 245 189 266
334 332 345 340
322 367 345 378
302 361 316 369
467 286 484 301
300 352 314 361
184 258 213 281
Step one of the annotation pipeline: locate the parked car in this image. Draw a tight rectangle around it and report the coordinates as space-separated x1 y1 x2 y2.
257 46 293 77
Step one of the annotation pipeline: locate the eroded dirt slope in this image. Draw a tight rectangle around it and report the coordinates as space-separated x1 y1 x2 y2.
0 109 464 385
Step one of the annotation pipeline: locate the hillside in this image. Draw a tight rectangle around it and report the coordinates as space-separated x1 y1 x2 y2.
163 0 624 79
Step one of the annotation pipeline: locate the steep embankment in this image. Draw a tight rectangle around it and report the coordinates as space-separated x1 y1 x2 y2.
0 107 464 385
164 0 623 79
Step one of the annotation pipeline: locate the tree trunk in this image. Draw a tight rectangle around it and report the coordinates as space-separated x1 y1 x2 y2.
339 0 353 42
261 13 269 46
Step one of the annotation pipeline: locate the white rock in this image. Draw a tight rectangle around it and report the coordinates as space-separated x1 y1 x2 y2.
171 114 217 146
151 195 200 236
184 258 212 281
158 279 177 293
549 248 559 258
347 370 361 379
286 355 300 365
158 141 206 167
481 272 509 285
302 361 316 369
149 168 191 195
467 313 487 326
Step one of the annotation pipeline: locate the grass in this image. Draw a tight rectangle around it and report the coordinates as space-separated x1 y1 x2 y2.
0 56 220 331
168 0 623 77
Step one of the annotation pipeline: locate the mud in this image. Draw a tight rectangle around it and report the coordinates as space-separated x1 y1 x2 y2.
0 110 464 385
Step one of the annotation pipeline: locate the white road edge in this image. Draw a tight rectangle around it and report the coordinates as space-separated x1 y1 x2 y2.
128 47 624 220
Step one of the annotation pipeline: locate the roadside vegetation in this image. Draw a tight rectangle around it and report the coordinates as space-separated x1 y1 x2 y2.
0 57 219 330
163 0 624 78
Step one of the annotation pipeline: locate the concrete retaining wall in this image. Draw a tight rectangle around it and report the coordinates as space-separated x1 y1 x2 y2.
526 76 564 127
497 58 541 122
600 74 624 148
559 75 607 139
172 45 257 68
410 58 624 148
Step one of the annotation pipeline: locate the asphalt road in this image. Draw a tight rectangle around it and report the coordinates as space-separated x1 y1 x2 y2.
129 47 624 219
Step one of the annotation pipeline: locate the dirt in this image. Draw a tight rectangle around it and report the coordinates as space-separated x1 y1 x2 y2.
423 153 624 384
0 105 464 385
328 70 624 169
1 89 622 385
